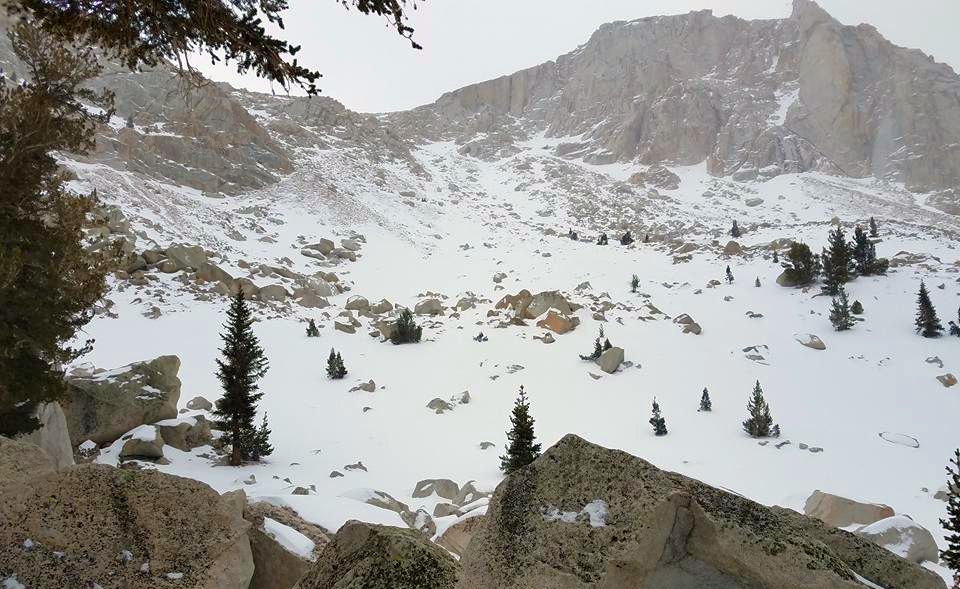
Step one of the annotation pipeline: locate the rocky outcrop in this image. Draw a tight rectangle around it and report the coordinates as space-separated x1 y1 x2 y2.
0 436 56 486
293 521 459 589
804 490 895 528
156 415 212 451
437 515 486 558
395 0 960 195
856 515 939 564
243 501 328 589
496 289 578 320
598 347 624 374
458 434 944 589
63 355 182 445
16 402 74 470
0 441 253 589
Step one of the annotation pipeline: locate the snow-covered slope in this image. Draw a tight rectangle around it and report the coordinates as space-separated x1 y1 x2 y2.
5 1 959 584
70 128 960 583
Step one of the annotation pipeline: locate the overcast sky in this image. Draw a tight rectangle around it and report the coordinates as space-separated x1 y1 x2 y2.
197 0 960 113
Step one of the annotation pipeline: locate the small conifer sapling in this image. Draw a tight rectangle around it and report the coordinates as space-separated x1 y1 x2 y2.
829 286 854 331
699 388 712 412
649 399 667 436
306 318 319 337
743 380 777 438
726 265 734 284
500 385 541 474
391 309 423 344
631 274 639 293
916 281 944 338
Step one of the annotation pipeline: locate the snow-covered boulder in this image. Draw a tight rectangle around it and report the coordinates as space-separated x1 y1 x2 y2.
156 415 212 451
186 396 213 411
118 425 165 461
803 490 894 528
415 298 444 316
855 515 939 564
795 333 826 350
63 355 182 445
165 243 208 271
673 313 702 335
535 309 579 334
413 479 460 501
344 295 370 311
259 284 289 302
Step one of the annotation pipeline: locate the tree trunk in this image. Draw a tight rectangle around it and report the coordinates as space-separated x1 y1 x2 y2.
230 426 242 466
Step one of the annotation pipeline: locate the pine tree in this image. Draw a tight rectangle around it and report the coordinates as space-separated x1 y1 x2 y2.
869 216 879 238
500 385 541 474
915 281 944 338
784 241 820 286
730 220 741 238
940 449 960 586
949 307 960 337
829 286 854 331
851 225 871 275
306 318 319 337
726 265 734 283
391 309 423 344
822 226 852 295
755 277 761 288
0 24 113 436
772 250 779 264
213 292 269 466
743 380 776 438
327 349 347 379
699 388 712 412
631 274 639 293
649 398 668 436
581 327 606 361
249 413 274 461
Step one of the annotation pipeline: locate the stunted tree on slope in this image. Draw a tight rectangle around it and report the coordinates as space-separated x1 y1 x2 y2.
213 292 269 466
915 281 944 338
500 385 541 474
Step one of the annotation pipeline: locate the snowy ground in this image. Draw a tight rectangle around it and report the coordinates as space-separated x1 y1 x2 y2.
72 136 960 582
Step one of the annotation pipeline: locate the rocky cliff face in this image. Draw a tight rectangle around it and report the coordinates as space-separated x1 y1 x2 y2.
392 0 960 194
3 0 959 200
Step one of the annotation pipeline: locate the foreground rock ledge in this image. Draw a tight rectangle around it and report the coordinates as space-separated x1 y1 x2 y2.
458 434 945 589
294 521 458 589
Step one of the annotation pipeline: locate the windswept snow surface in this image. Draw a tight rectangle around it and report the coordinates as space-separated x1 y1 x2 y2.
80 136 960 583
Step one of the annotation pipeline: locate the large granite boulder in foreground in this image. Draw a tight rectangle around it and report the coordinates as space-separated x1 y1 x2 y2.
0 438 252 589
458 434 945 589
63 355 182 445
294 521 458 589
